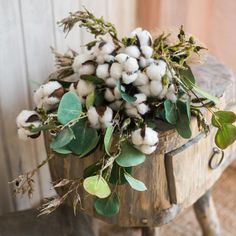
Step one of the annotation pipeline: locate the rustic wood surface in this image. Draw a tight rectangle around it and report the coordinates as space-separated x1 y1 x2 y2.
0 0 137 215
47 55 236 228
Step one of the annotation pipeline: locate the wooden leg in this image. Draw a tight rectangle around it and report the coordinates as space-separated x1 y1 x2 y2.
141 227 161 236
193 190 221 236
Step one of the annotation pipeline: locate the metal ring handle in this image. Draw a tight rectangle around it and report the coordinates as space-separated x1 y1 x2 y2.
209 147 224 170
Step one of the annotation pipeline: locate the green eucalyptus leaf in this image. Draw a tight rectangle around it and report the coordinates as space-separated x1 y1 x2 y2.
68 120 99 157
86 92 95 110
124 173 147 191
179 65 195 87
115 142 146 167
176 100 192 139
83 175 111 198
50 128 74 150
94 192 120 216
117 80 136 103
57 92 82 125
109 163 132 185
212 111 236 128
53 147 72 155
80 75 104 84
164 99 177 124
215 124 236 149
104 125 114 156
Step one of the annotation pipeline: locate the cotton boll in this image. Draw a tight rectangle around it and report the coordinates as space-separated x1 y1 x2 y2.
124 57 139 73
150 80 163 96
131 129 143 146
110 62 123 79
96 64 110 79
99 107 113 127
16 110 41 140
104 54 115 63
133 93 147 105
130 27 143 37
115 53 129 64
109 100 122 111
137 103 149 115
143 127 159 146
16 110 41 128
133 72 149 86
122 72 138 84
104 88 116 102
126 106 140 119
72 54 94 73
105 77 117 88
139 57 154 68
131 28 152 47
140 46 153 58
87 107 100 129
139 144 156 155
125 103 141 119
96 54 106 64
146 63 163 81
98 41 115 55
138 84 151 97
124 46 141 58
78 64 95 76
33 81 64 110
70 80 95 103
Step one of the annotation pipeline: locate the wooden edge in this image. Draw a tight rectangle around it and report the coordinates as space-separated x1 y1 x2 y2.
164 133 204 204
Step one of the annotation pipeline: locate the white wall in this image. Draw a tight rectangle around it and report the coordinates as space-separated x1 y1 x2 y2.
0 0 137 214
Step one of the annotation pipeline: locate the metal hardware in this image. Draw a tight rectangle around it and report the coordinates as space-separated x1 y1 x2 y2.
209 147 224 169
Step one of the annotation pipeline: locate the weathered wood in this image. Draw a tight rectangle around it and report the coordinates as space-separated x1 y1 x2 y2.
194 190 221 236
165 108 236 207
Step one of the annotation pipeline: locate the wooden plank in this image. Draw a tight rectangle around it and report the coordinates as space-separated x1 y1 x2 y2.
52 0 81 52
17 0 57 204
0 0 42 212
107 0 137 37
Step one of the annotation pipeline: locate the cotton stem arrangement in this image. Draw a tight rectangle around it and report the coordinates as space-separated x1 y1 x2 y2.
14 9 236 217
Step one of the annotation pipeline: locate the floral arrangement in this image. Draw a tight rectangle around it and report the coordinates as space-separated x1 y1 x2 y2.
14 9 236 217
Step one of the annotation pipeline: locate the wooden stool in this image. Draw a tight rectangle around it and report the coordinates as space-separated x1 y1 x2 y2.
45 55 236 236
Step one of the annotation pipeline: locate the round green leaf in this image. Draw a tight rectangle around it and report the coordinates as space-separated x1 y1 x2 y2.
164 99 177 124
57 92 82 125
83 175 111 198
176 100 192 139
68 120 99 157
53 147 72 155
94 193 120 216
212 111 236 128
215 124 236 149
109 163 132 185
50 127 74 150
124 173 147 191
115 142 146 167
104 125 114 156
